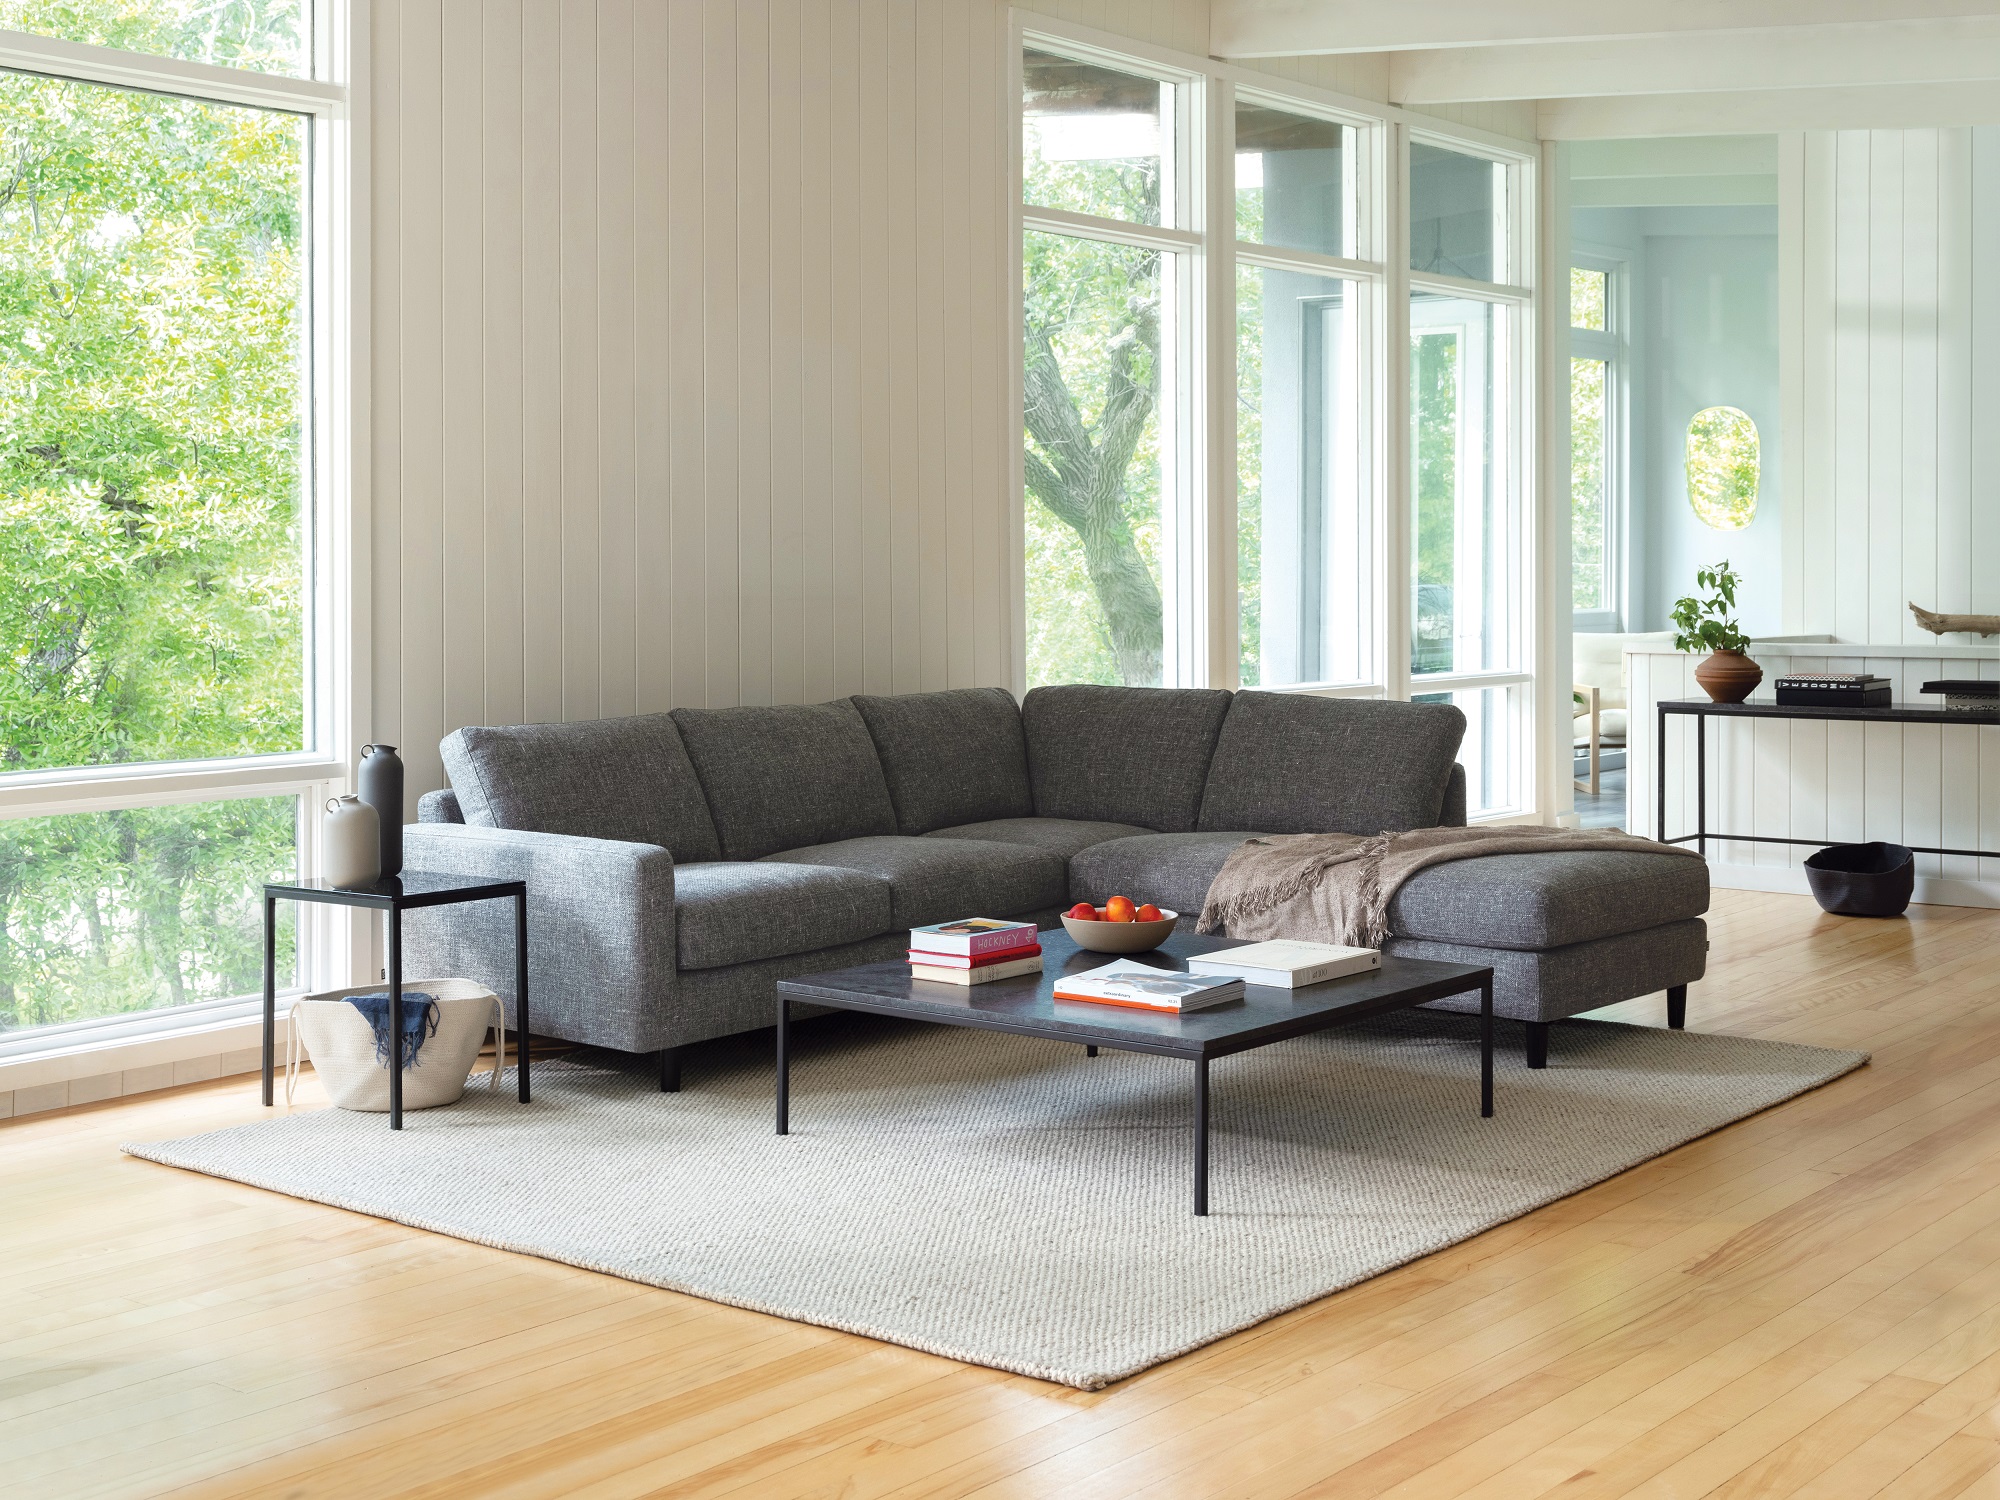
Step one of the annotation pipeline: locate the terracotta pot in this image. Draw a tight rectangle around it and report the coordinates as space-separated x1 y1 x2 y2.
1694 648 1763 703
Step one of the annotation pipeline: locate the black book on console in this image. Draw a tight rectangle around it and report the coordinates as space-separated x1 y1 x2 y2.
1773 686 1892 707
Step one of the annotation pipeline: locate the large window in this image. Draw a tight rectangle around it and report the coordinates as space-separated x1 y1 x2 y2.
1571 262 1620 627
0 4 346 1042
1021 47 1187 688
1235 97 1375 691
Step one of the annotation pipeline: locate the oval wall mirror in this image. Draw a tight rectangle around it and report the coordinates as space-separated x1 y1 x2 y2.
1685 406 1759 530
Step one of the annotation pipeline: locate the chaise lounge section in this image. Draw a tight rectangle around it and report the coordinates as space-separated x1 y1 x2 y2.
403 685 1708 1078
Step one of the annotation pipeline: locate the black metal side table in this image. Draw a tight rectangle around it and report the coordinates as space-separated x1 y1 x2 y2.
261 872 529 1130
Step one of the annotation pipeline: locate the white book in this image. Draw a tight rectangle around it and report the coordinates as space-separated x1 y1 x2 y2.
1185 940 1380 989
1052 959 1243 1014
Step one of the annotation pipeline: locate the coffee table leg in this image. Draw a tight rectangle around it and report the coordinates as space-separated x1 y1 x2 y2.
1480 975 1494 1119
776 995 790 1136
1193 1055 1210 1217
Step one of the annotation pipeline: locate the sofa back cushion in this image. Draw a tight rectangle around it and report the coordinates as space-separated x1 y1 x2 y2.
439 714 723 862
671 700 899 860
1020 685 1233 833
1197 693 1466 835
851 688 1034 835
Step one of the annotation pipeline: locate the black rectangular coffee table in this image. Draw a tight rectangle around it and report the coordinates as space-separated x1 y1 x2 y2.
774 931 1493 1215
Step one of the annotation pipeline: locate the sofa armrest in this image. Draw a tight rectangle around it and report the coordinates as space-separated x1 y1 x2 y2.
400 823 677 1054
1438 764 1468 828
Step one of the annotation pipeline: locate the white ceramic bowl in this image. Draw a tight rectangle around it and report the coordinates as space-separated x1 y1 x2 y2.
1060 908 1179 954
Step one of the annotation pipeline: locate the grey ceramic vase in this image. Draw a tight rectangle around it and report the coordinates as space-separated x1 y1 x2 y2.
358 743 405 877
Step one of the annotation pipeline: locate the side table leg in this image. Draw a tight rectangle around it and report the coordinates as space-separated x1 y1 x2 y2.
261 893 277 1107
387 911 403 1131
1193 1055 1210 1217
1696 713 1707 860
1657 703 1669 843
514 893 531 1103
1481 976 1494 1118
776 995 790 1135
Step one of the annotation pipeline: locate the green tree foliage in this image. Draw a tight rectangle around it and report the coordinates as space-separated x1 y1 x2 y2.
1410 329 1459 673
1686 405 1759 531
0 7 305 1029
1571 356 1606 611
1020 92 1166 688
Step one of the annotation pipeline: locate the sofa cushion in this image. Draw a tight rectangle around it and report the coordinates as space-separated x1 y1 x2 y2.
1021 685 1233 832
1386 850 1711 952
672 701 899 861
759 836 1066 928
1197 693 1466 835
924 816 1152 863
672 861 893 971
439 714 723 863
851 688 1034 835
1068 831 1253 915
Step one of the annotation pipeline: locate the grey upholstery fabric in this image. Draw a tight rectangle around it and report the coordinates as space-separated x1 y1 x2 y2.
1387 850 1711 951
1021 685 1233 832
1197 693 1466 835
1439 766 1468 828
852 688 1034 835
673 931 910 1038
759 835 1066 928
1068 831 1253 915
418 788 463 824
672 701 899 861
672 861 892 971
438 714 722 863
924 816 1152 863
1401 918 1709 1023
400 823 676 1053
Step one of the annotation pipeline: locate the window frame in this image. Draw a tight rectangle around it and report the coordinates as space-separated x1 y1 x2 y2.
1569 249 1625 633
1012 13 1539 816
0 4 366 1043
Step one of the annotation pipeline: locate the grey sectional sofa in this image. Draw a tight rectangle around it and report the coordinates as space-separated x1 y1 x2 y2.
403 685 1708 1079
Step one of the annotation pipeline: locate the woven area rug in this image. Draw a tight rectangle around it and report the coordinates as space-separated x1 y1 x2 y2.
126 1012 1865 1389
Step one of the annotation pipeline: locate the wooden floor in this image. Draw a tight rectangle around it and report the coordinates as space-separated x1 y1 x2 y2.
6 889 2000 1499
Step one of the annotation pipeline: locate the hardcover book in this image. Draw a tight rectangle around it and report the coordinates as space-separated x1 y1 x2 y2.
1052 960 1244 1014
909 918 1039 957
904 944 1042 970
908 955 1044 987
1774 686 1891 707
1184 940 1380 989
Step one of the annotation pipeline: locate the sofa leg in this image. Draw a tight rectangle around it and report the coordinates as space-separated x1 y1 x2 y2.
1525 1022 1549 1071
659 1046 684 1093
1667 985 1687 1031
1086 1045 1098 1057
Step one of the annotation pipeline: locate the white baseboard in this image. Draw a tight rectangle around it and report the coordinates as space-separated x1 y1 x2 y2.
0 1013 285 1122
1706 862 2000 910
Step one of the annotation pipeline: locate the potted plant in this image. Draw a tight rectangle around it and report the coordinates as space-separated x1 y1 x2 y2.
1672 561 1762 702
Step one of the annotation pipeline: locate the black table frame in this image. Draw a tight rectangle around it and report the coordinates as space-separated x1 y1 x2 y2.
262 876 530 1130
775 946 1493 1217
1657 698 2000 861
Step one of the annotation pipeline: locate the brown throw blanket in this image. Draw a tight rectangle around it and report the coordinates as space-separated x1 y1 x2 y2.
1196 825 1701 949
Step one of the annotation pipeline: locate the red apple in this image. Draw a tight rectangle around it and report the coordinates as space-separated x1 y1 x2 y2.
1066 901 1098 921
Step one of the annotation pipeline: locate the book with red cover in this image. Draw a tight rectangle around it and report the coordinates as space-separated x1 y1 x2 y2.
909 918 1039 957
904 943 1042 970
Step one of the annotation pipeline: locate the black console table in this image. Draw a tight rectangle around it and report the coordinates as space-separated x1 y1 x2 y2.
1656 698 2000 860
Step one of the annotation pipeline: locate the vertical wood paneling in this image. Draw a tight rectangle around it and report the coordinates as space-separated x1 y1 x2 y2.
440 0 485 748
767 1 805 708
481 0 526 728
734 0 772 707
630 0 671 715
700 0 740 707
799 0 835 705
594 0 636 720
517 0 564 726
665 0 706 712
557 0 601 721
1794 127 2000 648
370 5 403 754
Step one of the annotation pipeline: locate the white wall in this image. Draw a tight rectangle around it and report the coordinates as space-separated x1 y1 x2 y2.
366 0 1534 809
1783 127 2000 647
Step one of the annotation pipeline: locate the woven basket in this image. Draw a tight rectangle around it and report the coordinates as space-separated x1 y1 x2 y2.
288 977 504 1112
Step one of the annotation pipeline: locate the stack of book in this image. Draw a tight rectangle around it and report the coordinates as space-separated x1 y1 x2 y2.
1053 960 1243 1013
1774 673 1890 707
908 918 1042 986
1922 679 2000 713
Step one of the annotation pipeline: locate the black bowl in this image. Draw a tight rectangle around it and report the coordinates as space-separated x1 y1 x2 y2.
1803 841 1914 917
